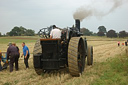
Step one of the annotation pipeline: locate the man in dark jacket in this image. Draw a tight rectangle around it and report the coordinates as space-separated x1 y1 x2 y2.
7 42 19 72
13 42 20 70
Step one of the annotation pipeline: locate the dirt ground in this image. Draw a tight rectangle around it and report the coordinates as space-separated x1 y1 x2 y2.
0 38 127 85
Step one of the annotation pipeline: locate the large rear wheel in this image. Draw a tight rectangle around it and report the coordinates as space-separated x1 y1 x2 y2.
68 37 86 76
33 40 43 75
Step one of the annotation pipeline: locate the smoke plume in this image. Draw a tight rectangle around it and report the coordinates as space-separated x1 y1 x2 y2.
73 0 126 21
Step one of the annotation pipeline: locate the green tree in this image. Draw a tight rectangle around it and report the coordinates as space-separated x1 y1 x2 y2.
19 26 26 35
0 32 2 37
25 29 35 36
9 26 20 36
119 31 128 38
80 28 93 36
6 32 10 36
9 26 35 36
92 32 97 36
107 30 117 38
9 26 27 36
97 31 105 36
98 26 107 33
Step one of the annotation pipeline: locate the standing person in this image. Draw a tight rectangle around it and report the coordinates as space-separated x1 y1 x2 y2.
7 42 19 72
125 41 127 46
117 41 120 46
122 43 124 46
21 42 30 69
12 42 20 70
13 43 20 59
50 25 61 39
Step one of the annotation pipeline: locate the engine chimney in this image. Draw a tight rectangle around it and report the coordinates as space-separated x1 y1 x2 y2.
75 19 80 32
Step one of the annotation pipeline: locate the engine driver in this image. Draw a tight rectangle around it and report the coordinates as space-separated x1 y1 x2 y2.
50 25 61 39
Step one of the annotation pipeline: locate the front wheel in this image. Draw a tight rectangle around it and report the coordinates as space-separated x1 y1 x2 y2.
87 45 93 65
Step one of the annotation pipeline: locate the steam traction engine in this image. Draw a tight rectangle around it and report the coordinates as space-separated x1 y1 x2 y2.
33 19 93 76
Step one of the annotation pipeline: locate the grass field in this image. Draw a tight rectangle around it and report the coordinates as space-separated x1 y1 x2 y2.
0 36 127 85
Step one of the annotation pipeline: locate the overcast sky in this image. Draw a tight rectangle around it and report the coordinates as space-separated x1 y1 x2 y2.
0 0 128 34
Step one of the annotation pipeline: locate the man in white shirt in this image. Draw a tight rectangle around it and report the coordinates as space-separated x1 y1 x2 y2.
50 25 61 39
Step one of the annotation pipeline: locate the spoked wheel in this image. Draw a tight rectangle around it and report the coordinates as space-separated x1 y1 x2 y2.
33 40 43 75
68 37 86 76
38 28 50 38
87 45 93 65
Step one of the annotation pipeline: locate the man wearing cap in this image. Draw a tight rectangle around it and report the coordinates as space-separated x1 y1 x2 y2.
7 42 19 72
21 42 30 69
50 25 61 39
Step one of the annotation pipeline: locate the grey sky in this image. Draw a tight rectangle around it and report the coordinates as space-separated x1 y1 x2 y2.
0 0 128 34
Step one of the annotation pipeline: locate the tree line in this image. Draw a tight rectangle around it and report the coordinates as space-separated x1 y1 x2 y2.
0 26 35 36
81 26 128 38
0 26 128 38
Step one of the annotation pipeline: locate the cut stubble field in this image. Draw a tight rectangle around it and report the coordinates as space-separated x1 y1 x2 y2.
0 36 127 85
